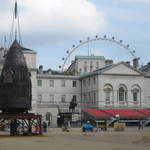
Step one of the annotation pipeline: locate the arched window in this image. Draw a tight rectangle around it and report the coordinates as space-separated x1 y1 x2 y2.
131 85 141 104
104 84 113 104
118 84 127 103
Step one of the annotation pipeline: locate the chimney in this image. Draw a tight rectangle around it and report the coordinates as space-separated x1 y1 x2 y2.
133 58 140 69
105 59 113 66
39 65 43 74
126 61 130 66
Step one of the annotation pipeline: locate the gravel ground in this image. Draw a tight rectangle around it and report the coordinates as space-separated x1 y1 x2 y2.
0 127 150 150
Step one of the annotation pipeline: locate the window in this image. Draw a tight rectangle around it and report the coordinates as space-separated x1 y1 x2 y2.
105 91 111 104
90 61 93 72
38 94 42 103
96 62 99 69
89 93 91 102
104 84 113 105
133 92 137 102
94 92 96 103
83 80 86 87
88 78 91 85
93 77 96 85
131 85 140 104
37 80 42 86
61 95 66 102
118 85 127 103
61 80 65 87
84 61 87 72
119 87 125 102
84 61 87 66
72 81 77 87
50 94 54 102
49 80 54 87
84 66 87 72
72 95 77 101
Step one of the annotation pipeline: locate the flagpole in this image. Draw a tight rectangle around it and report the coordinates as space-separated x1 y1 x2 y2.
8 0 22 47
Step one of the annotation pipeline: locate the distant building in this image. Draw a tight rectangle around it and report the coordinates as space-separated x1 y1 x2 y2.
67 55 113 75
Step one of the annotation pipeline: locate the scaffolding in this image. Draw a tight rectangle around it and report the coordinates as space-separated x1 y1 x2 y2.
0 113 42 136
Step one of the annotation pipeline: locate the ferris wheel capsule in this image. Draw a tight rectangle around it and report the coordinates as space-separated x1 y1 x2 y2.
87 37 90 40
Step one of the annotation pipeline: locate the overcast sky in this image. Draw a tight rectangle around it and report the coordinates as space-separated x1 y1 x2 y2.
0 0 150 70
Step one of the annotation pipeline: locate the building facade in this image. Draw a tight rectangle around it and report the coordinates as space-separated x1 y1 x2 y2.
0 45 150 126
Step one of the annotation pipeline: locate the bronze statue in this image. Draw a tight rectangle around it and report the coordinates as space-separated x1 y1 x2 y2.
69 98 77 113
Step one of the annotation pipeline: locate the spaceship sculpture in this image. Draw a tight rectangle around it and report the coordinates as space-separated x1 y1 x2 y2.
0 40 32 113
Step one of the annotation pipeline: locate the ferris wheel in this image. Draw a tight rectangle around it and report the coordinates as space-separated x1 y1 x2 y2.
59 35 138 72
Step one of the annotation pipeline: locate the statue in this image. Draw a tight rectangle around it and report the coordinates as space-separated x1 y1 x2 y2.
69 98 77 113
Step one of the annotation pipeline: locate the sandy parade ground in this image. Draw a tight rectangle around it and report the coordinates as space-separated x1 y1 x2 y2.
0 127 150 150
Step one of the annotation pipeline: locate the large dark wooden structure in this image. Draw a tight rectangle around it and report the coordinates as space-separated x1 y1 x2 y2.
0 40 31 113
0 40 42 135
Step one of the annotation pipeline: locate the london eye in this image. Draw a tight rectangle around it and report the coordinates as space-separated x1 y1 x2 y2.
59 35 138 72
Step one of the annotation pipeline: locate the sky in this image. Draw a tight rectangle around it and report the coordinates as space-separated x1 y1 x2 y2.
0 0 150 70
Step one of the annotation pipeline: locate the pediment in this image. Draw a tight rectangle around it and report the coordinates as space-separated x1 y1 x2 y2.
101 63 142 75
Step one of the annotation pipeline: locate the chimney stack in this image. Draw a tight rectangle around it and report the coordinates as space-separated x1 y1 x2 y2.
133 58 140 69
126 61 130 66
105 59 113 66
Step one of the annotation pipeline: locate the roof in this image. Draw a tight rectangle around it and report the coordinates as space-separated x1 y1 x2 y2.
94 61 144 75
83 108 150 119
80 61 144 79
83 109 110 119
75 55 105 60
21 46 34 52
5 40 27 66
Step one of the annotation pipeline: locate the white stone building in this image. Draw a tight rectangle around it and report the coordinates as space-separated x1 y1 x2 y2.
67 55 113 75
0 45 150 126
80 62 149 109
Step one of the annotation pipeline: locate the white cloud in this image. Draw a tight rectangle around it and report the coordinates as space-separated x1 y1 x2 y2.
115 0 150 3
0 0 107 43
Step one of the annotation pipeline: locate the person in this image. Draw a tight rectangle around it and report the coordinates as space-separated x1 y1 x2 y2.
138 122 143 130
48 121 51 127
62 119 69 132
35 125 40 134
42 121 47 133
10 119 20 135
82 121 94 132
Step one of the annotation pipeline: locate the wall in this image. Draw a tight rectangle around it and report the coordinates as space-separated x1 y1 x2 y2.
98 74 146 107
36 74 81 125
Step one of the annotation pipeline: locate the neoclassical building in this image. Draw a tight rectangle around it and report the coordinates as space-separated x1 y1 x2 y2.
0 45 150 126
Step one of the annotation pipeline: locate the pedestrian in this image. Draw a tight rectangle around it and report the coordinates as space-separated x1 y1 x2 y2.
42 121 47 133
